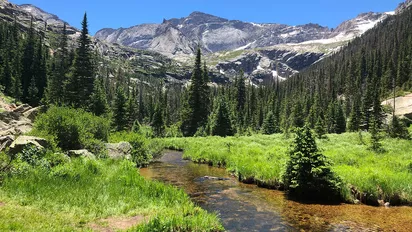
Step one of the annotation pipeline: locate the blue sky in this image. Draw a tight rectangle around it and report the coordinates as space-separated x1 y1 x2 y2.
10 0 401 35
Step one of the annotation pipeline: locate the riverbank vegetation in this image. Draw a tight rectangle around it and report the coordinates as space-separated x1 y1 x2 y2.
157 132 412 205
0 106 223 231
0 156 223 231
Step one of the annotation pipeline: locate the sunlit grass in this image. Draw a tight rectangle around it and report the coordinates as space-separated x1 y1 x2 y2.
0 158 223 231
157 133 412 204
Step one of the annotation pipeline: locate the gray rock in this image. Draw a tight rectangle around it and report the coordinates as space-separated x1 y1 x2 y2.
12 104 32 114
67 149 96 159
0 128 17 137
0 135 15 152
382 93 412 120
9 136 48 154
95 11 390 59
23 106 45 122
105 142 132 160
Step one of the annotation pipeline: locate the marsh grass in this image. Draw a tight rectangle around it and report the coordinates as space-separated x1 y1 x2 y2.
157 133 412 204
0 158 223 231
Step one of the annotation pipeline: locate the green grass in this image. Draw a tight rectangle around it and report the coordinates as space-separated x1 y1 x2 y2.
0 158 223 231
157 133 412 204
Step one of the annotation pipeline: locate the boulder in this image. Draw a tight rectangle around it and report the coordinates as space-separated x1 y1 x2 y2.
8 136 48 154
105 142 132 160
23 106 45 122
12 104 32 114
0 128 17 137
67 149 96 159
0 135 15 151
382 93 412 120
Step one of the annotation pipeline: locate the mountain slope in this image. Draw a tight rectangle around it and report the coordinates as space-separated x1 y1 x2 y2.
95 9 395 82
0 0 197 83
95 11 391 58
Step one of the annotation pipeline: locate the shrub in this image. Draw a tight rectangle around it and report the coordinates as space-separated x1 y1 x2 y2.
19 145 47 166
388 116 410 139
165 123 183 138
32 106 110 154
284 126 342 202
110 131 162 167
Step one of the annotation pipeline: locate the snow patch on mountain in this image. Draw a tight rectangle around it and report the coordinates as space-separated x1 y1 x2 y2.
234 40 257 51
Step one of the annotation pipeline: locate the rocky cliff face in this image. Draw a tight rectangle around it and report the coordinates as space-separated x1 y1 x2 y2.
0 1 77 35
94 8 396 82
0 0 194 84
396 0 412 14
95 11 391 58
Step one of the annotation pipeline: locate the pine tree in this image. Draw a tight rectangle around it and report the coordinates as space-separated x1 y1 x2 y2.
33 36 47 104
21 18 36 103
284 125 342 201
369 117 383 153
181 48 209 136
27 76 39 106
261 111 278 135
314 115 327 139
127 87 139 128
211 98 234 137
113 87 128 131
292 101 305 128
66 13 94 108
138 85 145 123
388 116 410 139
1 59 13 95
235 70 246 126
151 104 165 137
335 101 346 134
46 23 68 105
325 101 336 133
348 95 362 132
89 77 108 116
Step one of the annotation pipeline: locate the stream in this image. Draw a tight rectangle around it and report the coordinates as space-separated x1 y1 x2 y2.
140 151 412 231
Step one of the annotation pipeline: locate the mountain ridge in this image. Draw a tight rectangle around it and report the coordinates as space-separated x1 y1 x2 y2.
95 9 393 58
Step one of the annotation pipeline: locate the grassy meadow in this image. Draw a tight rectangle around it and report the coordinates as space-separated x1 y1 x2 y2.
0 157 223 231
157 133 412 205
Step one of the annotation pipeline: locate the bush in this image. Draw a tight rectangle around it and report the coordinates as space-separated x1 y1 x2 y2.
32 106 110 154
110 131 162 167
165 123 183 138
388 116 410 139
284 126 342 202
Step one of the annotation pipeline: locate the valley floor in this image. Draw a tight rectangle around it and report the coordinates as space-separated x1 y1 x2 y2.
157 133 412 205
0 159 223 231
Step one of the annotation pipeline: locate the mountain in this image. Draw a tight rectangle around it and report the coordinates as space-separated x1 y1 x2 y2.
95 11 391 57
95 10 394 82
0 0 77 35
1 0 408 84
0 0 195 83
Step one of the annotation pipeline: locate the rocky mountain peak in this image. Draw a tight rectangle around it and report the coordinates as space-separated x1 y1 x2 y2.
186 11 228 24
19 4 65 26
330 11 389 38
396 0 412 13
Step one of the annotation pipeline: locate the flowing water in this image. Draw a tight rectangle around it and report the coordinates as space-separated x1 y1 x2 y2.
140 151 412 232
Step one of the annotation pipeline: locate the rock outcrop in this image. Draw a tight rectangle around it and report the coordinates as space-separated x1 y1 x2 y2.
67 150 96 159
95 10 392 59
0 135 14 152
0 109 33 137
382 93 412 120
8 136 48 154
0 97 40 152
105 142 132 160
